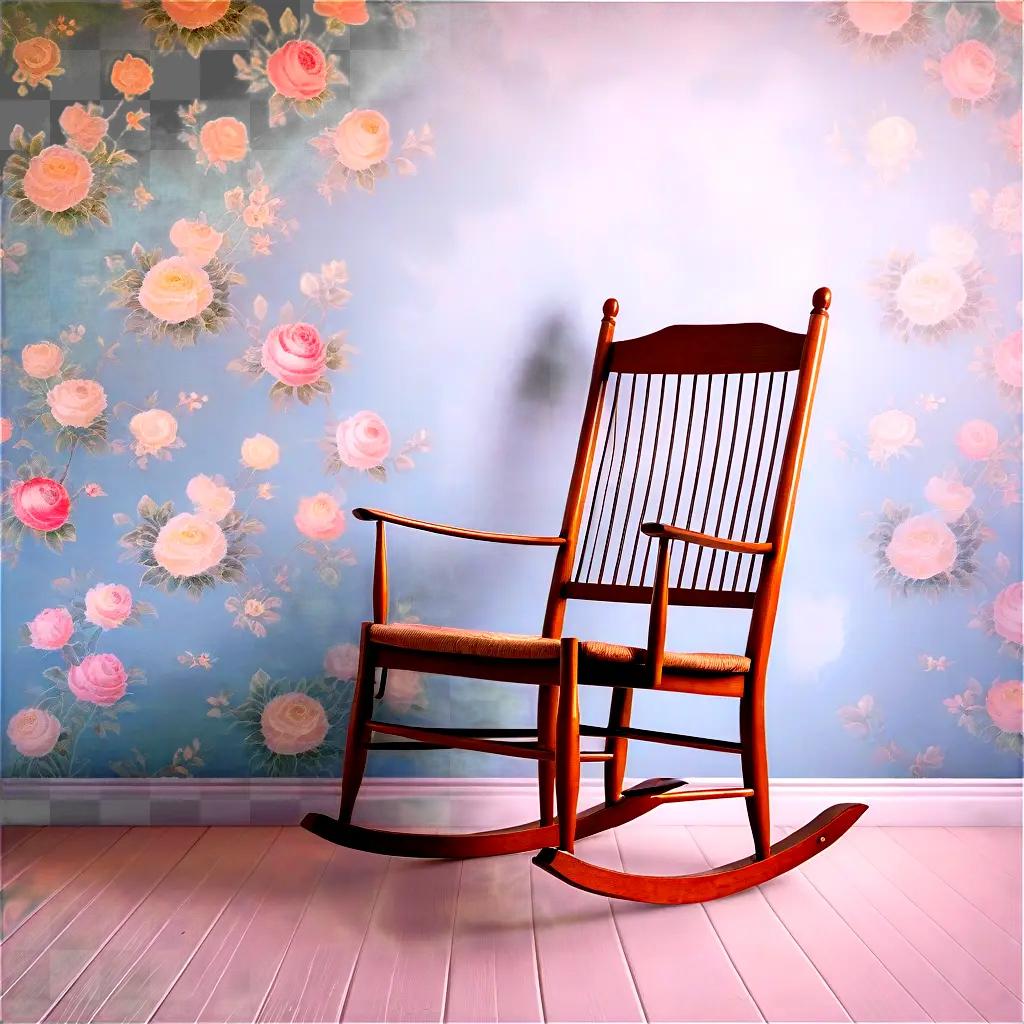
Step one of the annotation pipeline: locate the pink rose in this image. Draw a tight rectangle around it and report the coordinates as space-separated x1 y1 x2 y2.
986 680 1023 734
27 607 74 650
261 322 327 386
9 476 71 532
332 109 391 171
324 642 359 679
21 341 63 379
993 330 1022 389
68 653 128 706
138 256 214 325
129 408 178 455
381 669 424 714
845 1 912 35
266 40 328 101
996 1 1023 24
84 583 133 630
867 409 918 464
294 492 346 541
939 40 997 102
956 419 999 460
7 708 61 758
1003 110 1022 165
260 692 329 754
314 1 369 23
186 474 235 521
199 116 249 167
169 218 224 266
1 418 11 443
161 0 230 28
885 514 957 580
923 476 974 522
153 512 228 577
58 103 107 153
336 410 391 470
46 378 107 428
990 184 1021 235
22 145 93 213
993 583 1023 647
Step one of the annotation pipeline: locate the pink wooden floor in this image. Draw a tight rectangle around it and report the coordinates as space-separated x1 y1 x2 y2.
0 823 1020 1023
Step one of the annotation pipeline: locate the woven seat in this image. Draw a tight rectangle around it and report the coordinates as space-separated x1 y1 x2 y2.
368 622 749 675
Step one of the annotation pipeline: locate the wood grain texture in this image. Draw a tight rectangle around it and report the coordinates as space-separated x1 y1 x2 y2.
340 857 463 1023
445 853 543 1023
612 826 763 1022
92 828 279 1024
1 827 204 1024
0 826 43 862
531 832 645 1023
256 845 390 1024
944 825 1022 882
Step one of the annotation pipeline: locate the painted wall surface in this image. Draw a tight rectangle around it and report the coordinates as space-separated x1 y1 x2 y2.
1 1 1021 782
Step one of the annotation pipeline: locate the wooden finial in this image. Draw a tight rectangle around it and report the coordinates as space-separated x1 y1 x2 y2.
603 298 619 320
812 287 831 314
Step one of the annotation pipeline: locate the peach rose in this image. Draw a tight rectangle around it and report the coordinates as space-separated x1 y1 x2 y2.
336 410 391 470
260 692 329 755
241 433 280 470
294 492 346 541
986 680 1023 734
314 1 369 23
111 53 153 98
160 0 230 28
993 583 1023 647
84 583 133 630
46 378 107 428
1 418 11 443
153 512 228 577
865 115 917 174
885 514 957 580
332 109 391 171
990 184 1021 235
928 224 977 268
381 669 424 714
939 40 997 102
996 1 1024 23
138 256 214 324
324 642 360 679
27 607 74 650
956 419 999 460
186 473 235 521
199 116 249 166
895 259 967 327
845 1 912 35
13 36 61 87
129 408 178 454
266 39 328 101
7 708 62 758
169 218 223 266
22 145 93 213
58 103 107 153
867 409 918 464
21 341 63 379
923 476 974 522
68 652 128 706
261 322 327 386
994 330 1022 389
10 477 71 532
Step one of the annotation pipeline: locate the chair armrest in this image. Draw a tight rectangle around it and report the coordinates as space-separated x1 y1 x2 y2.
640 522 772 556
352 507 566 547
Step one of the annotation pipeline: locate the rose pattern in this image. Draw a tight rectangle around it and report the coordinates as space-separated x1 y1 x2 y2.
153 512 228 577
992 583 1023 648
169 219 224 266
27 607 74 650
986 680 1023 735
294 493 346 541
6 708 62 757
266 40 329 101
111 54 154 99
186 474 236 521
956 420 999 461
199 116 249 167
68 653 128 706
22 145 93 213
161 0 230 29
939 41 998 103
45 379 107 428
58 103 107 154
84 584 134 630
10 477 71 532
138 256 214 324
22 342 63 379
129 408 179 454
314 1 369 23
324 642 360 680
336 410 391 470
260 692 330 754
261 322 327 386
332 109 392 171
885 514 958 581
13 37 61 88
241 433 280 470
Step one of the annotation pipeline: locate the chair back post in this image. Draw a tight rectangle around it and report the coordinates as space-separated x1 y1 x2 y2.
542 298 619 638
372 519 389 623
744 286 831 675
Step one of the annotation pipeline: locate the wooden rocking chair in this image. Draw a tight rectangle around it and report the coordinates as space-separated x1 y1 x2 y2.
303 287 867 904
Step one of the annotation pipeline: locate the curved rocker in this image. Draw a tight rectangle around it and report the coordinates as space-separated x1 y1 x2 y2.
301 777 684 859
532 802 868 905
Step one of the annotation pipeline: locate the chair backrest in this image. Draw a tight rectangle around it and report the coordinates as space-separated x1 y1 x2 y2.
542 289 831 660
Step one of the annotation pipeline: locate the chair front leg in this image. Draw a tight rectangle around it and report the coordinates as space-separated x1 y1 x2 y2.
603 686 633 804
555 637 581 852
537 687 558 825
337 621 377 825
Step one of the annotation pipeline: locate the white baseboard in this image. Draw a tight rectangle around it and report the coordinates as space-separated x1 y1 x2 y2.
1 776 1020 826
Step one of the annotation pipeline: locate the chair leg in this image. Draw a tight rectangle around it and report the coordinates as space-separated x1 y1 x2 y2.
555 638 580 852
603 686 633 804
739 693 770 860
537 687 558 825
338 623 376 826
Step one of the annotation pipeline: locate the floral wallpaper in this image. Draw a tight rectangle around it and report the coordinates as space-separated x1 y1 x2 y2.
1 1 1021 783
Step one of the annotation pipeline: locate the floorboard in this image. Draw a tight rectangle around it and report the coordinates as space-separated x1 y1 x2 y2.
944 827 1022 883
0 827 43 861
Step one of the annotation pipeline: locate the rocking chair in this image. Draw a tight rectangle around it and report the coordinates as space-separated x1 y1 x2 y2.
303 287 867 905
